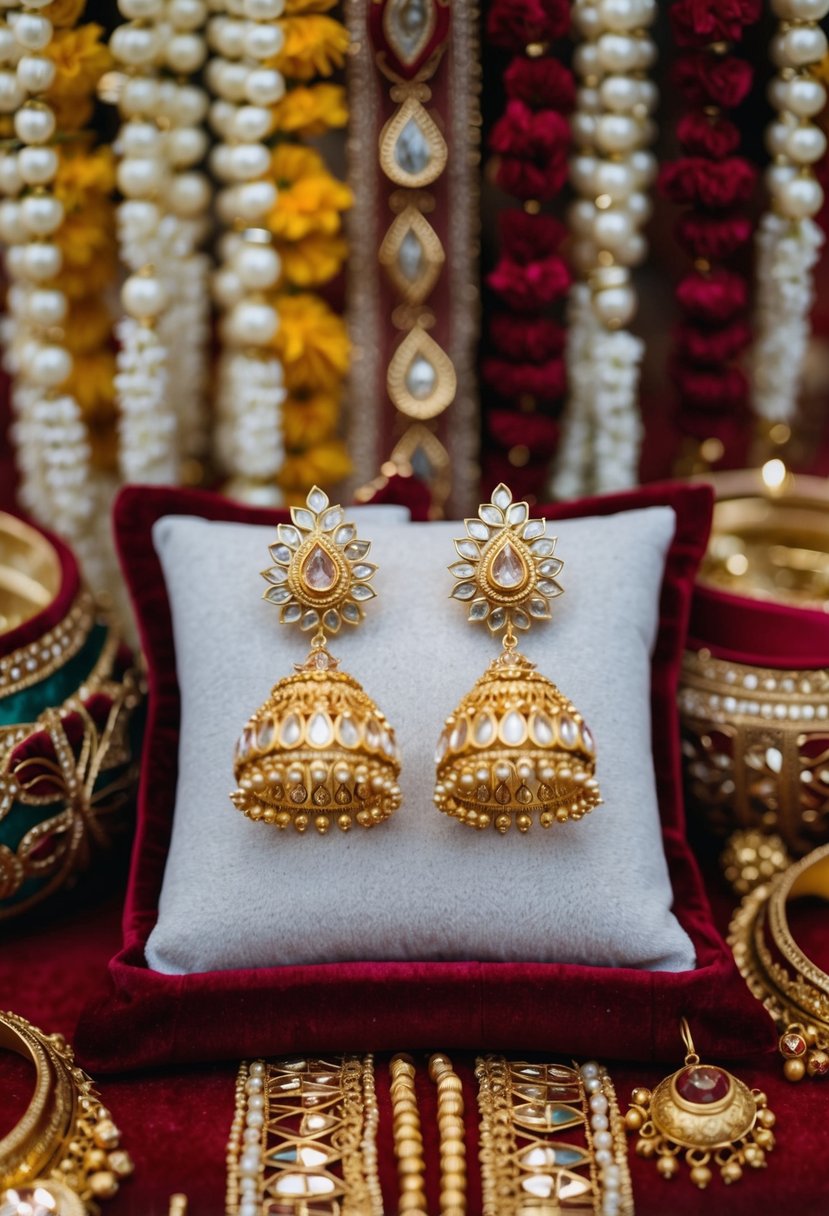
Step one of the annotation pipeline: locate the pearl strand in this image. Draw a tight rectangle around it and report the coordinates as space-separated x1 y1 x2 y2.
752 0 828 429
111 0 179 485
580 1060 633 1216
208 0 286 503
553 0 657 498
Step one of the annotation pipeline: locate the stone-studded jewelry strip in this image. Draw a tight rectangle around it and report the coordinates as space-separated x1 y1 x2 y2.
429 1053 467 1216
390 1053 428 1216
475 1056 632 1216
226 1056 382 1216
0 590 95 698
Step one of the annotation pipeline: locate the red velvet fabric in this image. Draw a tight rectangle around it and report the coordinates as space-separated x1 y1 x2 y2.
73 482 773 1073
690 581 829 669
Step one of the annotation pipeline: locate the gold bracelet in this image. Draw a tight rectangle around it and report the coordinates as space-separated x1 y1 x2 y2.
730 841 829 1080
429 1054 467 1216
225 1056 383 1216
0 1011 133 1214
0 511 61 637
390 1054 428 1216
475 1056 632 1216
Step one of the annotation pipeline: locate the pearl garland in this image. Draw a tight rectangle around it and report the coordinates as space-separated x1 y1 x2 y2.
208 0 286 503
552 0 657 498
579 1061 632 1216
752 0 828 429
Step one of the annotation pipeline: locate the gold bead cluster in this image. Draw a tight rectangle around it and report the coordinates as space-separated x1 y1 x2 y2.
390 1054 428 1216
428 1053 467 1216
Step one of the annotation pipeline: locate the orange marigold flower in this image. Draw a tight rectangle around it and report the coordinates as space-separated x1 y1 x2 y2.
282 390 340 448
48 93 94 133
62 295 112 355
271 84 348 136
273 16 349 81
277 234 348 286
54 147 116 209
285 0 338 13
45 24 111 98
55 202 118 297
278 440 352 496
67 349 116 417
41 0 87 28
273 293 350 392
269 144 352 243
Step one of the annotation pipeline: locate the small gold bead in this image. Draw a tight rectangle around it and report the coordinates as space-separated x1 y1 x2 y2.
93 1119 121 1150
624 1108 643 1131
631 1087 651 1106
108 1149 135 1177
89 1170 119 1199
85 1149 108 1171
689 1165 712 1189
656 1154 679 1178
784 1057 806 1082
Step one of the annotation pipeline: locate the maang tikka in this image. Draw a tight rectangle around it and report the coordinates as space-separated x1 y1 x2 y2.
434 484 601 833
231 487 401 835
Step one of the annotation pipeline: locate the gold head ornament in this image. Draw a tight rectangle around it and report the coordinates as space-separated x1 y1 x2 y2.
230 487 402 835
434 483 601 833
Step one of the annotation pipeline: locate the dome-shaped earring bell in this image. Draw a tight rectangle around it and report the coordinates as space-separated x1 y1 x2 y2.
231 487 402 835
434 484 602 834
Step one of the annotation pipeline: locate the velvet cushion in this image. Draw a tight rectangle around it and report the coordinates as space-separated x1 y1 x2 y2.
74 481 773 1072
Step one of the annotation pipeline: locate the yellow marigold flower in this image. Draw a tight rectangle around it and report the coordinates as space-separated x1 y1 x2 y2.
274 16 349 82
269 145 351 243
278 440 352 496
56 203 118 297
62 295 112 355
271 84 348 136
282 390 340 448
49 93 94 134
274 293 350 393
54 147 116 210
42 0 87 28
277 234 348 287
285 0 338 13
45 25 111 98
67 349 116 417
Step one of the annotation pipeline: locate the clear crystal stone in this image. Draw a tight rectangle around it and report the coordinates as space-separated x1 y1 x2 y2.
394 117 432 176
539 558 563 577
335 524 356 545
468 599 489 621
265 586 291 604
352 583 375 601
522 520 544 540
301 610 320 630
450 561 475 579
302 544 337 592
435 726 450 763
345 540 370 560
508 502 528 524
237 728 253 760
490 542 525 589
559 715 577 747
398 228 425 281
338 715 360 747
366 720 382 750
530 712 554 746
307 487 328 513
269 543 292 564
501 711 526 746
320 506 344 531
581 724 595 752
405 354 437 400
341 602 360 622
387 0 431 60
521 1175 555 1199
489 607 506 631
452 582 476 600
257 717 276 750
291 507 315 531
308 712 334 747
455 538 479 559
531 538 555 557
274 1173 336 1197
263 566 288 585
449 719 467 751
479 505 503 526
466 520 489 540
351 563 375 581
473 712 495 746
513 609 529 630
323 609 340 632
278 524 301 548
492 484 512 510
280 714 302 746
537 578 562 597
528 597 549 618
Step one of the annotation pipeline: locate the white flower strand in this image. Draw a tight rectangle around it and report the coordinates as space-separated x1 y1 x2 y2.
552 283 596 500
207 0 286 501
752 0 828 426
552 0 657 497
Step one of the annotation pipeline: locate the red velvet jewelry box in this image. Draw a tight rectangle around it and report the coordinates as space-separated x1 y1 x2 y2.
75 480 773 1073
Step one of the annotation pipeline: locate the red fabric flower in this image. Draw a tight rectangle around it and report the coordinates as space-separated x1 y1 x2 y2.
489 100 569 162
504 56 575 112
660 157 756 210
674 319 752 365
671 0 761 48
494 156 568 202
482 356 566 401
498 209 567 262
675 211 752 259
671 359 749 411
487 253 570 311
486 0 569 52
488 407 560 451
677 110 740 160
362 472 431 521
675 269 748 321
673 52 754 108
489 314 565 361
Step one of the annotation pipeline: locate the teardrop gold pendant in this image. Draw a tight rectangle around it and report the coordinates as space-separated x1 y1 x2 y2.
231 488 402 835
434 484 601 833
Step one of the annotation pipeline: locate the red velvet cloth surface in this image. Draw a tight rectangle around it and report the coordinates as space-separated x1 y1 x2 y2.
690 580 829 669
71 481 773 1072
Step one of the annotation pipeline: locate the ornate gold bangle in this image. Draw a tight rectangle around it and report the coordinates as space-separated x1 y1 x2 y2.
0 512 61 636
0 591 96 701
225 1056 383 1216
475 1056 632 1216
0 1011 133 1214
730 841 829 1080
389 1054 428 1216
429 1053 466 1216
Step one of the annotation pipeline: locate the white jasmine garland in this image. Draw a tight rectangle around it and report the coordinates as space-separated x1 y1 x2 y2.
114 316 176 483
551 284 596 500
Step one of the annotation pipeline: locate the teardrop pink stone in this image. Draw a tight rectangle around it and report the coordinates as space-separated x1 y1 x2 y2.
491 542 525 589
302 544 337 592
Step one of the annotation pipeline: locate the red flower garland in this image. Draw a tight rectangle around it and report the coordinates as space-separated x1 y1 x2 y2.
480 0 572 501
659 0 762 464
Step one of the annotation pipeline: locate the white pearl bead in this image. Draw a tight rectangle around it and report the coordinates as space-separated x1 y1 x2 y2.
593 159 635 200
569 198 597 236
245 1111 263 1129
117 156 165 198
166 32 206 73
166 170 210 216
595 1148 613 1166
772 0 829 16
620 230 647 266
209 99 235 138
0 71 25 114
173 84 209 126
249 1062 265 1076
573 2 602 39
239 1151 260 1177
239 1203 257 1216
0 199 25 242
589 1090 608 1110
592 208 633 250
120 198 160 235
243 19 284 60
27 286 66 326
213 266 244 307
637 78 658 113
766 117 795 158
122 272 167 319
571 112 597 146
0 26 17 62
21 192 63 235
777 173 824 218
228 141 270 181
209 16 246 57
573 43 601 79
5 246 27 278
29 343 72 387
595 113 640 154
592 1114 609 1130
209 143 234 181
600 0 654 32
121 119 163 156
120 75 159 118
219 231 243 261
597 33 639 74
119 0 164 17
16 54 55 93
0 152 22 194
232 104 272 141
244 0 284 16
216 58 249 102
600 73 640 113
593 1130 613 1150
235 178 276 219
13 13 52 51
629 148 656 187
581 1062 600 1079
782 76 827 119
228 299 279 345
14 102 55 144
766 161 797 197
571 154 598 193
111 22 162 66
216 184 241 223
167 125 208 167
593 284 636 327
571 238 598 275
778 24 828 68
244 66 285 105
786 122 827 165
625 190 651 224
236 242 281 289
577 86 602 116
169 0 207 29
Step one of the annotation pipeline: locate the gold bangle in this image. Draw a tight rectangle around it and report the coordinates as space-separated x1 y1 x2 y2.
475 1056 632 1216
429 1054 467 1216
730 841 829 1080
0 591 96 702
0 512 61 636
225 1056 383 1216
0 1010 133 1214
390 1054 428 1216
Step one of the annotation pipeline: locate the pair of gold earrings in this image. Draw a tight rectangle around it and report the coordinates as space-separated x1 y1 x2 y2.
230 484 602 836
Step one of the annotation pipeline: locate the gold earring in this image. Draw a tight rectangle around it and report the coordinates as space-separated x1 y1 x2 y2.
434 483 601 834
624 1018 778 1188
231 487 402 835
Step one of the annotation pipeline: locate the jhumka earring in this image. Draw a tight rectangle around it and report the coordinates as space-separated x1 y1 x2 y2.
434 484 601 833
624 1018 778 1188
231 488 401 835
